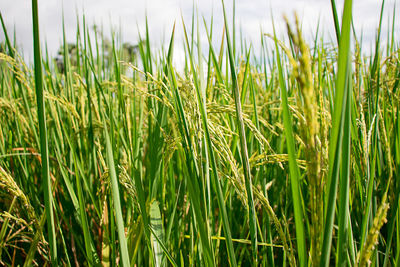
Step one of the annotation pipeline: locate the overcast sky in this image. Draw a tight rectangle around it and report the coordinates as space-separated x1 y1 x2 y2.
0 0 398 63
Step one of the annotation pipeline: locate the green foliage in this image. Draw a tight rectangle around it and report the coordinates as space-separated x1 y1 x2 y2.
0 0 399 266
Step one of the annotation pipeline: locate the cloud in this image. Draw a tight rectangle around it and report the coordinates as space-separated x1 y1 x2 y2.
0 0 398 62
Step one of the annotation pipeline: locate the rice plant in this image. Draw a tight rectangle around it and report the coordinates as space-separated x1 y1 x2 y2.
0 0 399 266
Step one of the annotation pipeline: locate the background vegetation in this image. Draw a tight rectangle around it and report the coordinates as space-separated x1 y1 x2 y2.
0 0 399 266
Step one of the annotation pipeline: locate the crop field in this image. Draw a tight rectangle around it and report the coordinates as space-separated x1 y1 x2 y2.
0 0 399 266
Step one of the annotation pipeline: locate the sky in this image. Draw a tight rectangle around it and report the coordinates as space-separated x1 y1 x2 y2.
0 0 398 64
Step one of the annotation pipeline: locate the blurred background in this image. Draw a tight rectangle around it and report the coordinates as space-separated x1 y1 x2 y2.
1 0 399 64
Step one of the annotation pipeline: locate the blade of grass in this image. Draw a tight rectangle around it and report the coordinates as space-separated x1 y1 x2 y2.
272 18 306 267
149 200 165 267
31 0 57 264
221 1 258 265
337 70 352 266
330 0 341 43
104 128 130 267
149 224 178 267
321 0 353 266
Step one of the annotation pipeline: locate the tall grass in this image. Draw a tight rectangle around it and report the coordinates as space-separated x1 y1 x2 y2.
0 0 399 266
31 0 57 265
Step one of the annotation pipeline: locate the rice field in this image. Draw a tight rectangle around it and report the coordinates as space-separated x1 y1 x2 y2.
0 0 399 266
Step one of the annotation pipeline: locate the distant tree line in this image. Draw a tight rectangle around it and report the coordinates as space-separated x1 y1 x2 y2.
54 25 141 74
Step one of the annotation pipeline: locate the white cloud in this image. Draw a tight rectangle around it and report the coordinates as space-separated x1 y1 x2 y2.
0 0 398 62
